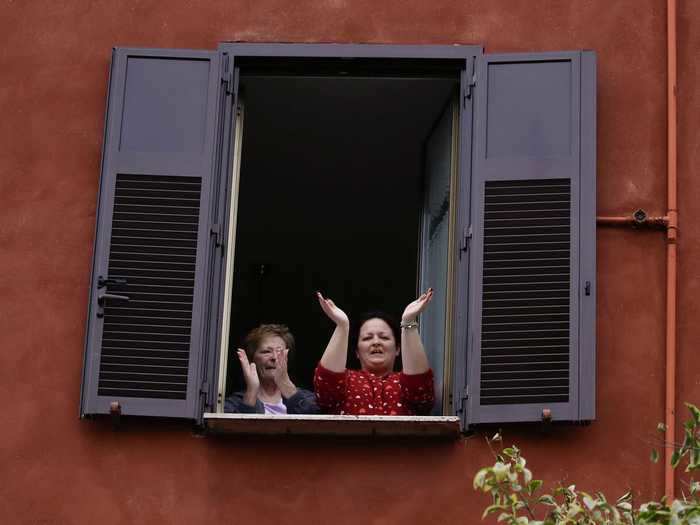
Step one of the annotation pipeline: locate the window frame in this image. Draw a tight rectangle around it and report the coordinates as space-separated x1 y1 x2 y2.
201 43 482 429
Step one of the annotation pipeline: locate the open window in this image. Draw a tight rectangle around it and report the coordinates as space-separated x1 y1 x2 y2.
80 44 595 435
206 54 469 435
215 71 462 418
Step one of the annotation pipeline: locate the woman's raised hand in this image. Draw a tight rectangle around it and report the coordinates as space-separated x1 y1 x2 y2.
317 292 350 373
399 289 433 375
402 288 434 322
272 348 298 399
316 292 349 327
237 349 260 399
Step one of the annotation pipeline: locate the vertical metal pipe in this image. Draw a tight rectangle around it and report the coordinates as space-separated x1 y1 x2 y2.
664 0 678 502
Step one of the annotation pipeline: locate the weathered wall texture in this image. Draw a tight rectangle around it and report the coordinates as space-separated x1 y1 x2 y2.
0 1 697 523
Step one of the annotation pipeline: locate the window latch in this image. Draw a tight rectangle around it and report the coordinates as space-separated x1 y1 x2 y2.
210 224 223 248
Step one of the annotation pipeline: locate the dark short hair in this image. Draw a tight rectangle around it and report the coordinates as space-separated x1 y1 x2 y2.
352 311 401 350
243 324 295 361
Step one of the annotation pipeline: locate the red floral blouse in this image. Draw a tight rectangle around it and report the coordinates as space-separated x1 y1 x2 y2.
313 364 435 415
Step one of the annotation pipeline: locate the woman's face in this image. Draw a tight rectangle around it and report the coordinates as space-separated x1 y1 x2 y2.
356 318 399 375
253 335 286 381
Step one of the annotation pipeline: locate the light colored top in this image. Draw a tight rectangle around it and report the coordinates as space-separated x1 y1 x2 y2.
262 399 288 415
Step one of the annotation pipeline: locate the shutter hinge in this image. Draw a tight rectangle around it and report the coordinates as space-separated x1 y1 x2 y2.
210 224 223 248
221 55 234 96
464 72 476 103
460 224 473 253
458 386 470 414
200 382 209 407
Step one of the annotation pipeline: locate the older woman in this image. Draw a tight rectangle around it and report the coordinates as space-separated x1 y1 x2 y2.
313 290 435 415
225 324 320 414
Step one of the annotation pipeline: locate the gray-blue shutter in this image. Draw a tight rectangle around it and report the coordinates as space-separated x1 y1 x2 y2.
465 51 596 425
80 48 223 418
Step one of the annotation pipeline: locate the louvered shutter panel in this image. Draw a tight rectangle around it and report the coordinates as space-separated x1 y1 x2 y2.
80 48 223 418
465 51 596 425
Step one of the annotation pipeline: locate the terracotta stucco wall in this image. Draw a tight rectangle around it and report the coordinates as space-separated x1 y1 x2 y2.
0 1 698 523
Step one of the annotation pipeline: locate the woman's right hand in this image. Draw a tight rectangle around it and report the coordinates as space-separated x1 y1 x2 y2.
317 292 349 327
317 292 350 373
237 349 260 406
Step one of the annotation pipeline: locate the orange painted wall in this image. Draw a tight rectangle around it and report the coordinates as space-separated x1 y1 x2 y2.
0 1 698 523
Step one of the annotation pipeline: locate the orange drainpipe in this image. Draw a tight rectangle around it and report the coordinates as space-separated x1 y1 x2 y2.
596 0 677 501
665 0 678 502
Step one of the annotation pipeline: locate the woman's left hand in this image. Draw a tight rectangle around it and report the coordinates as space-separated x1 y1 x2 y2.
273 348 297 398
272 348 291 384
402 288 434 322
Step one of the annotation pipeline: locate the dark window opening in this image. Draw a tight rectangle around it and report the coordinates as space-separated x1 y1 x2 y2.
223 72 458 415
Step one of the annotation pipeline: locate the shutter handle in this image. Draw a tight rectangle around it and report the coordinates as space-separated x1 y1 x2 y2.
98 293 130 306
97 292 130 317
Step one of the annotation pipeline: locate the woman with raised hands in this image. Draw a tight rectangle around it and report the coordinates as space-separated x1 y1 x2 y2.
225 324 320 415
313 290 435 416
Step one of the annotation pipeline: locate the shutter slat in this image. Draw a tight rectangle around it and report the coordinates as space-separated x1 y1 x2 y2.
482 356 569 364
102 354 190 364
105 308 193 317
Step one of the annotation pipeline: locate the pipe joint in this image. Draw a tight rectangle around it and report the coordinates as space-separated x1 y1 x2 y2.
667 209 678 241
667 209 678 228
596 209 669 229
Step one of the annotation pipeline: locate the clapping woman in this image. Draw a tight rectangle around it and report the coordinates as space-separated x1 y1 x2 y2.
313 290 435 415
225 324 320 414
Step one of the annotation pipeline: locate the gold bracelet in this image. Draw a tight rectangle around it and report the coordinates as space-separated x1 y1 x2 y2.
400 320 419 329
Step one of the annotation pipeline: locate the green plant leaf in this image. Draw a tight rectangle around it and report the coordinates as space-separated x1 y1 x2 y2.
493 462 509 482
482 504 507 519
528 480 543 495
651 449 660 463
671 450 682 468
474 468 489 490
687 402 700 424
617 490 632 503
538 495 556 506
617 501 632 512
